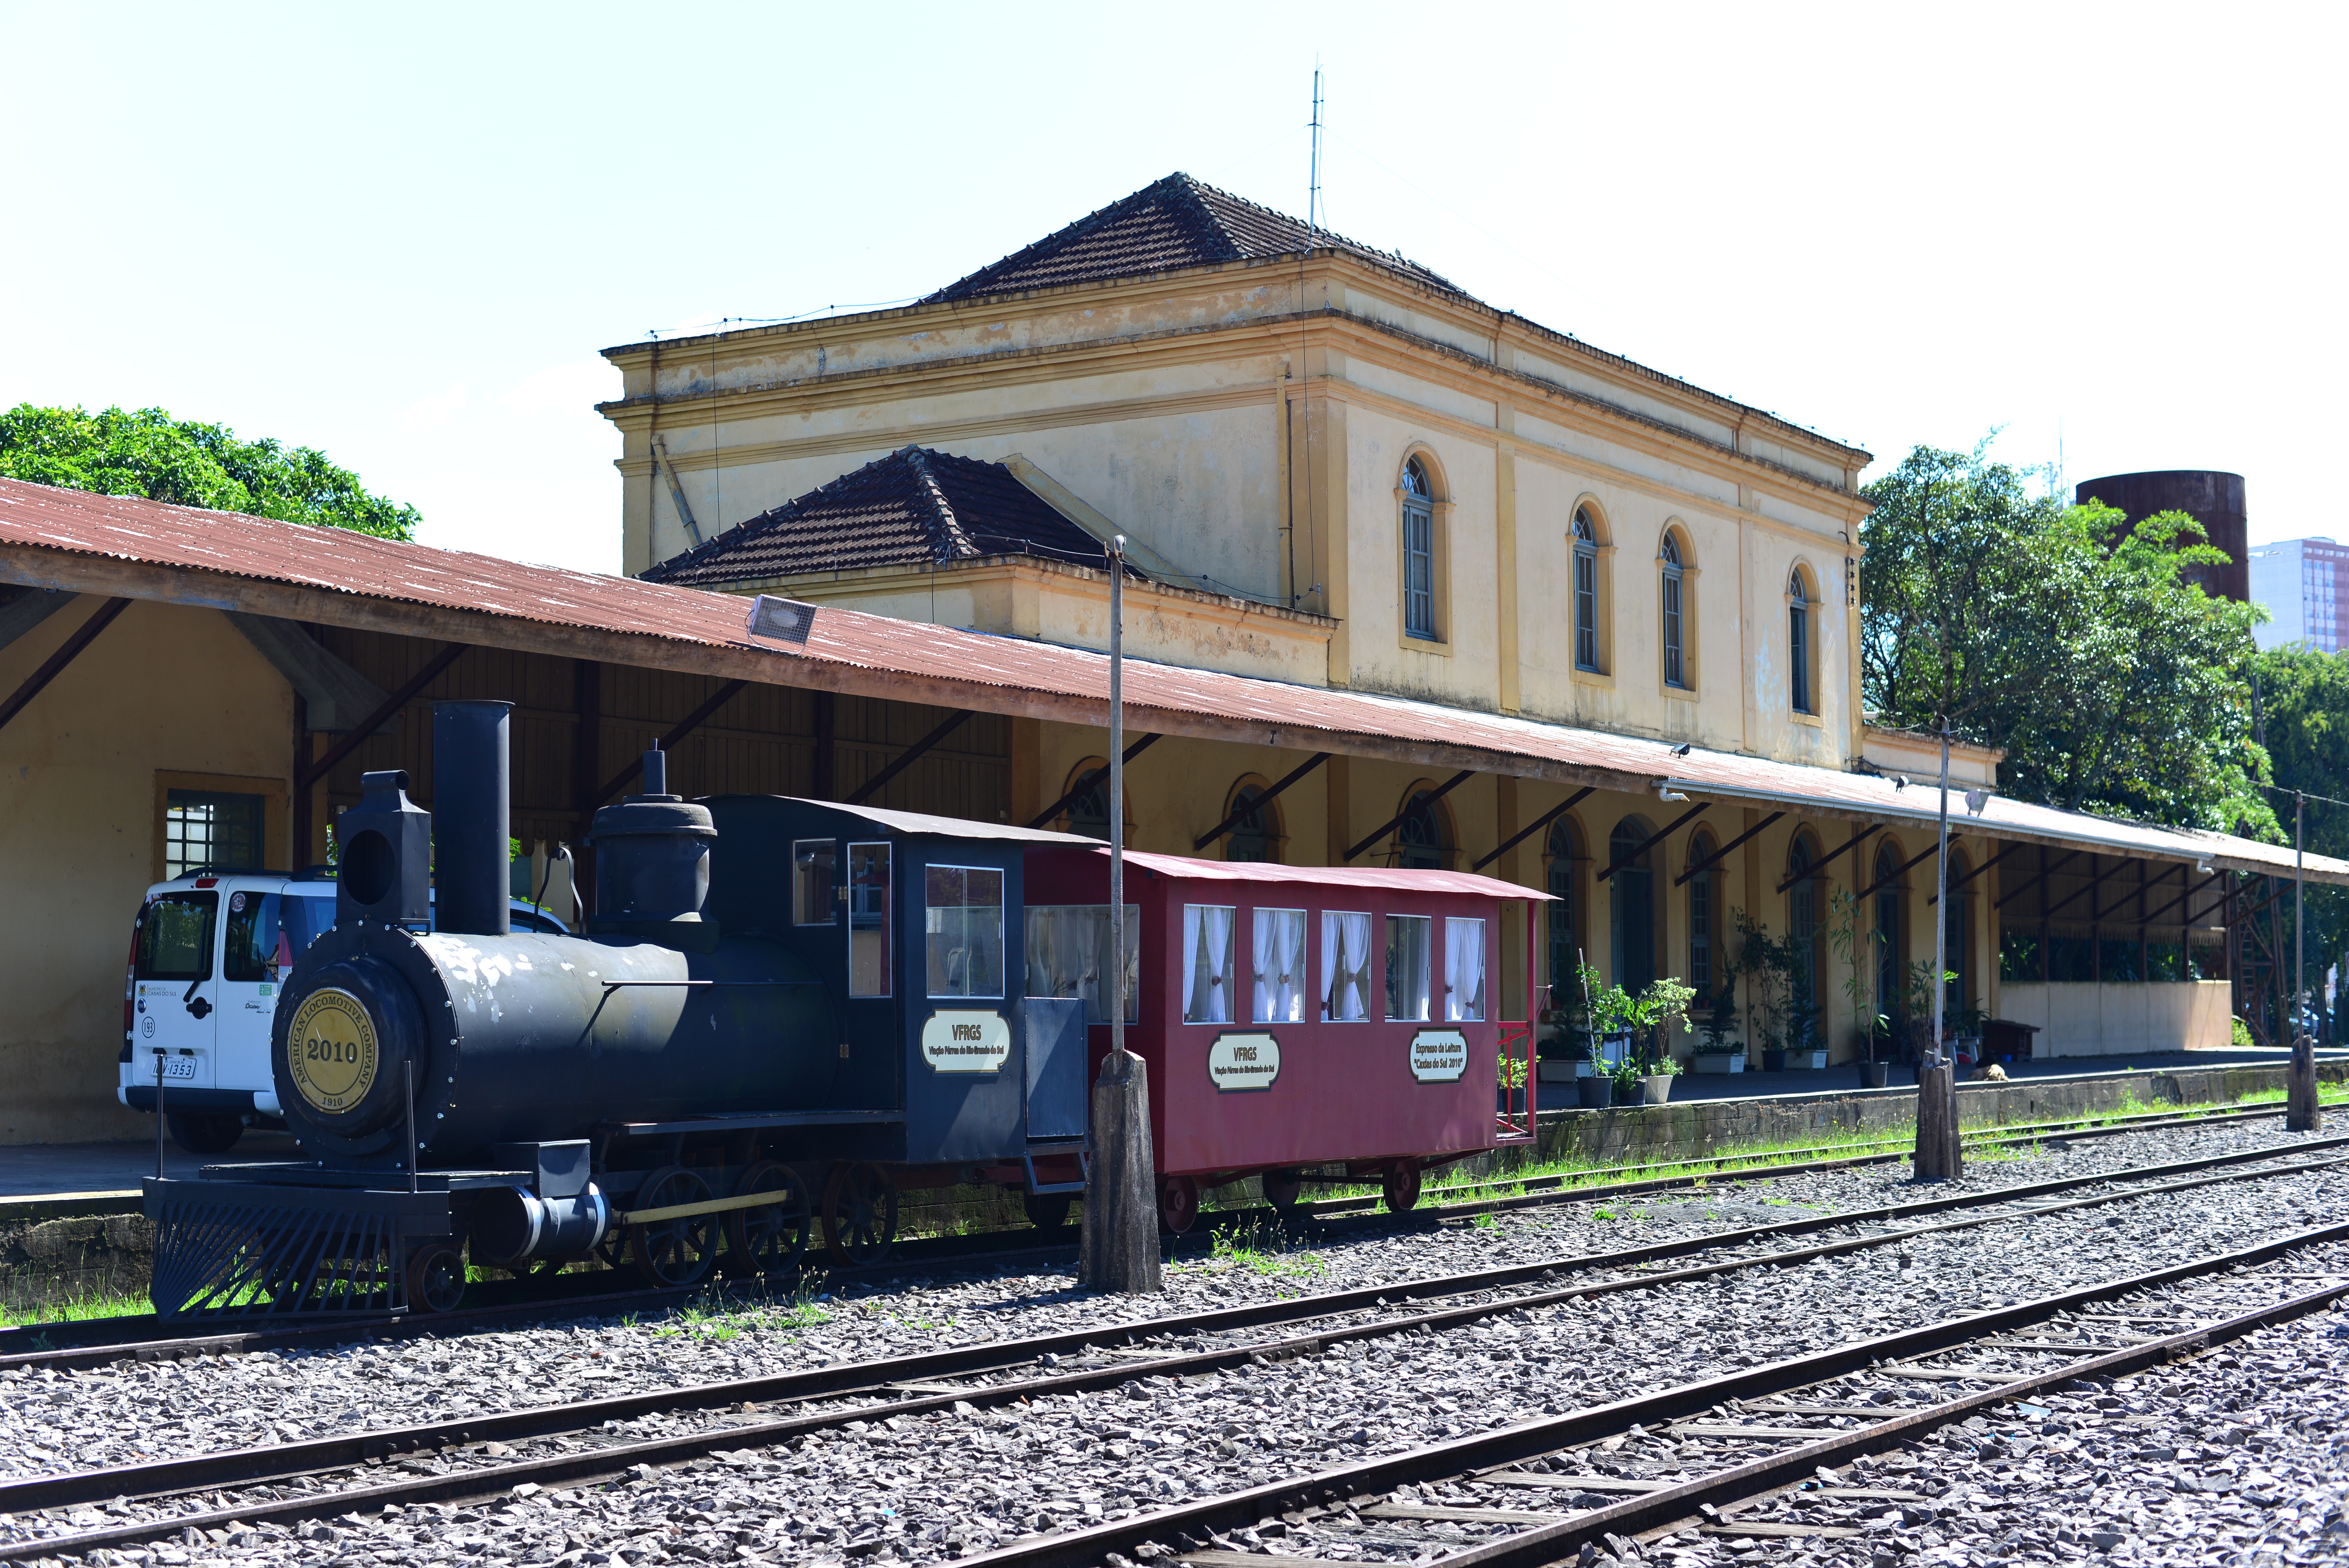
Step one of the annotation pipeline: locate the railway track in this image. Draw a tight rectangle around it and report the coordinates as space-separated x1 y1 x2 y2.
963 1238 2349 1568
0 1096 2311 1372
2 1135 2341 1561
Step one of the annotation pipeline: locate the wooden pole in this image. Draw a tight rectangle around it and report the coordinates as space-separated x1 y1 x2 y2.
1080 537 1162 1292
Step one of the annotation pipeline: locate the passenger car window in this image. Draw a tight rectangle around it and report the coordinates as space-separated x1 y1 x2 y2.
926 866 1005 999
136 894 217 981
1182 905 1236 1024
793 840 837 925
1385 914 1432 1022
848 843 892 997
1322 912 1371 1022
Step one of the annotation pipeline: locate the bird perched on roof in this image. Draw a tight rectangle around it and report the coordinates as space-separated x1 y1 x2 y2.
1670 742 1692 757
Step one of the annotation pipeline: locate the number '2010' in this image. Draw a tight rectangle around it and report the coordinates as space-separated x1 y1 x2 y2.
304 1034 362 1064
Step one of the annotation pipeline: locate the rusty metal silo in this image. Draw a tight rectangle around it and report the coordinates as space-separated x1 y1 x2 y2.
2073 470 2249 602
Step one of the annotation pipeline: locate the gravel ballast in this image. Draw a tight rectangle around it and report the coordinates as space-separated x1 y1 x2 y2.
0 1117 2340 1566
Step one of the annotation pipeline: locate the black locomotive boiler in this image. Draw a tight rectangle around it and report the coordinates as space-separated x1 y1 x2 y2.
143 699 1088 1318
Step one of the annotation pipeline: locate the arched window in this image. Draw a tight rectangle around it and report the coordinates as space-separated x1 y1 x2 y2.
1064 762 1111 842
1788 569 1814 715
1686 829 1717 997
1873 842 1902 1027
1660 531 1688 689
1223 782 1278 863
1401 458 1436 641
1786 834 1820 1046
1573 507 1603 672
1545 817 1584 1004
1608 816 1656 994
1396 787 1450 870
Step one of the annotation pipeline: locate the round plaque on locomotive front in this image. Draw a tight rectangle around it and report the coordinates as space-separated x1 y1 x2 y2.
287 987 380 1113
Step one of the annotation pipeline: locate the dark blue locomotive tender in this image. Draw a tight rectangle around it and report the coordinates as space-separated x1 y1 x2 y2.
144 700 1091 1317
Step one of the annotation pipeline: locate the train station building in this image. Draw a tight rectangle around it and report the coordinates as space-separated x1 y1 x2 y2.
0 173 2339 1145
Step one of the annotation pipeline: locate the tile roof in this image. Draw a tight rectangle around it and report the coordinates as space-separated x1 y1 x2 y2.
640 445 1143 589
1 476 2338 887
923 172 1458 305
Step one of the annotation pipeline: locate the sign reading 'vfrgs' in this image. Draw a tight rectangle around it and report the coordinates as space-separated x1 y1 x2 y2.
921 1010 1011 1074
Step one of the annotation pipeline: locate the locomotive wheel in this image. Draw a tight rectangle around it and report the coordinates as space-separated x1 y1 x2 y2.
627 1166 717 1290
403 1241 467 1314
1381 1161 1423 1214
820 1162 898 1267
725 1160 813 1278
1157 1174 1199 1235
1261 1167 1304 1215
1022 1192 1074 1232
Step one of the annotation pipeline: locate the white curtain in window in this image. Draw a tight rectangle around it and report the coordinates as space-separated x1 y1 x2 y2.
1445 917 1486 1021
1322 911 1371 1021
1279 909 1307 1022
1251 911 1280 1022
1185 905 1234 1023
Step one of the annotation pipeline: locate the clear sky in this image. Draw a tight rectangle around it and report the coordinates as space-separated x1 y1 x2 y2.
4 2 2339 575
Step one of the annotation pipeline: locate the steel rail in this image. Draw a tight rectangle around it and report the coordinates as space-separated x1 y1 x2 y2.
3 1140 2340 1537
942 1225 2349 1568
1 1095 2325 1370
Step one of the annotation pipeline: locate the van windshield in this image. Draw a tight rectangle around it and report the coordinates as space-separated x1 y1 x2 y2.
136 894 217 982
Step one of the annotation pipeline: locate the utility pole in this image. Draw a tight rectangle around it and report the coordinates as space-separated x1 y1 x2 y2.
1914 715 1963 1179
1079 537 1164 1290
2288 788 2321 1130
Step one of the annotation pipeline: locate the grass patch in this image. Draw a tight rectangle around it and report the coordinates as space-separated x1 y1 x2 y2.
0 1287 149 1330
1195 1222 1328 1290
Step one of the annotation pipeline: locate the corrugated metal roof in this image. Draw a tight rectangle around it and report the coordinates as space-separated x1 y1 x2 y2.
2 476 2338 886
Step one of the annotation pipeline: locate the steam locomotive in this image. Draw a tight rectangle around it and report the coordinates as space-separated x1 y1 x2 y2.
143 700 1538 1318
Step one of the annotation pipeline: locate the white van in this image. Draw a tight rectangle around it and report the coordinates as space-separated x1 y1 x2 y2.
119 871 569 1153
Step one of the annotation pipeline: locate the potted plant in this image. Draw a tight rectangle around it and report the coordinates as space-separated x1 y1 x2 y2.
1607 1055 1647 1107
1693 988 1743 1074
1855 1024 1892 1090
1729 909 1801 1074
1620 976 1696 1103
1577 1062 1615 1109
1827 890 1893 1087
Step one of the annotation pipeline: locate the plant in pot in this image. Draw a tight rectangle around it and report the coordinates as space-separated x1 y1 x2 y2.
1577 967 1635 1108
1901 957 1964 1063
1693 985 1743 1073
1623 976 1696 1103
1730 909 1800 1072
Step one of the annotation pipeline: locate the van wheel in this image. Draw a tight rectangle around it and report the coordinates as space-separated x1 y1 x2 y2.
167 1112 242 1155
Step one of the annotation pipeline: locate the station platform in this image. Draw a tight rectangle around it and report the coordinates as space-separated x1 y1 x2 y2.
0 1047 2338 1212
1620 1044 2346 1105
0 1130 301 1212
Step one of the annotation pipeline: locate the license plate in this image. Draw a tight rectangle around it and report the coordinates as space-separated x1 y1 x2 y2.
149 1055 199 1081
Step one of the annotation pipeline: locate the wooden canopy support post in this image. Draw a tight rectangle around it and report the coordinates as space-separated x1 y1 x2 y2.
1474 786 1598 873
298 641 471 791
0 595 130 736
846 709 972 807
1673 810 1784 888
1854 834 1963 903
1994 848 2082 911
1928 839 2025 905
1028 733 1161 829
1595 802 1712 884
1776 820 1884 893
1193 752 1331 851
588 678 749 811
572 658 603 911
1344 768 1477 862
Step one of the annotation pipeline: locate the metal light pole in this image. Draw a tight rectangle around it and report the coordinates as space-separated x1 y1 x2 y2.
1914 715 1962 1179
2288 789 2321 1130
1079 537 1164 1290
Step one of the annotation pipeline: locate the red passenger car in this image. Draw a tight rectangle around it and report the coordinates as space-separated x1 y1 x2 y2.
1022 847 1545 1232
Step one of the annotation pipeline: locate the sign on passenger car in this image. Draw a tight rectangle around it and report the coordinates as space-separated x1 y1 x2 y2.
1207 1032 1280 1091
921 1010 1011 1074
1409 1028 1469 1083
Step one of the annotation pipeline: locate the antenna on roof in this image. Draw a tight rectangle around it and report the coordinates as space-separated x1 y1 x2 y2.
1307 60 1322 239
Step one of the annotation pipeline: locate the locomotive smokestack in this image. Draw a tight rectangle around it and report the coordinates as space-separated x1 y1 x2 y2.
641 747 668 798
432 700 512 937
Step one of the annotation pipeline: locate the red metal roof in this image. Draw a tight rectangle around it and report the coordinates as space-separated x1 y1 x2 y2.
1061 847 1550 902
2 477 2339 886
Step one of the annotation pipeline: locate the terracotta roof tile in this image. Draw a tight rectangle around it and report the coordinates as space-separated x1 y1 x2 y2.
923 172 1456 304
641 445 1139 588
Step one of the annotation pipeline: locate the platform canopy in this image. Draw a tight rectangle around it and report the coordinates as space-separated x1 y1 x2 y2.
3 478 2340 886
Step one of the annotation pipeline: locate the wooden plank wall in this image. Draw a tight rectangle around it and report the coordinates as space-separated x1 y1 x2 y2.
314 628 1010 851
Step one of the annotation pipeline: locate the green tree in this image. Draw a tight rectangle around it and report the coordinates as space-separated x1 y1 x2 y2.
0 403 417 540
1861 442 2271 836
2250 644 2349 1026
